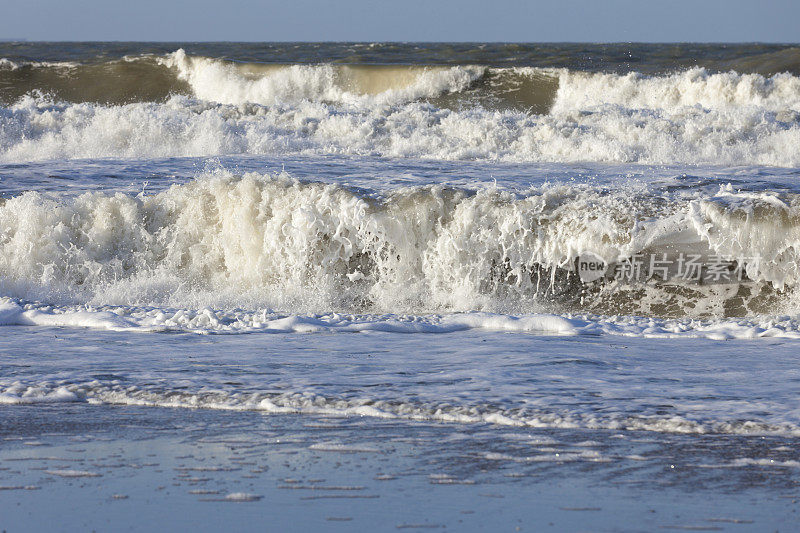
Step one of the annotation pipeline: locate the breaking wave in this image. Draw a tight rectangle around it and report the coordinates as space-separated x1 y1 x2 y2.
161 49 488 107
1 50 800 165
163 49 800 112
1 172 798 318
1 93 799 166
3 49 800 111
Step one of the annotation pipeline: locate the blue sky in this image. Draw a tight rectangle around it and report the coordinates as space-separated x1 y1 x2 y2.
3 0 798 42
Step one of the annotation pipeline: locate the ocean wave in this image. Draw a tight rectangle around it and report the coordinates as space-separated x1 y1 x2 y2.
2 92 799 165
163 52 800 112
2 50 800 166
717 46 800 76
161 49 487 107
2 378 798 436
1 173 798 317
0 55 185 106
3 50 800 112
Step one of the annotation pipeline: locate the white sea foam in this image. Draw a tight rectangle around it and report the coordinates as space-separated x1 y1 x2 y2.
3 297 800 341
1 77 799 166
551 67 800 113
0 382 80 404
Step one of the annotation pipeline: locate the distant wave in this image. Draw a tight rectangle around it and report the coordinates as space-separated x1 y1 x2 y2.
4 49 800 113
0 55 187 106
162 49 800 112
0 95 797 166
2 50 799 166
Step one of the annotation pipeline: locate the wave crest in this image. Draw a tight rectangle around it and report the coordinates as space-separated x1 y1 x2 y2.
160 49 485 107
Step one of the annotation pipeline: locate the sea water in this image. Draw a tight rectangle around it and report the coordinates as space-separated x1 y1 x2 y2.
1 43 800 531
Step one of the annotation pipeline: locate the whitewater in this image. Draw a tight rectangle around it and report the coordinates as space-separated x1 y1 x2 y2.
2 48 800 165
